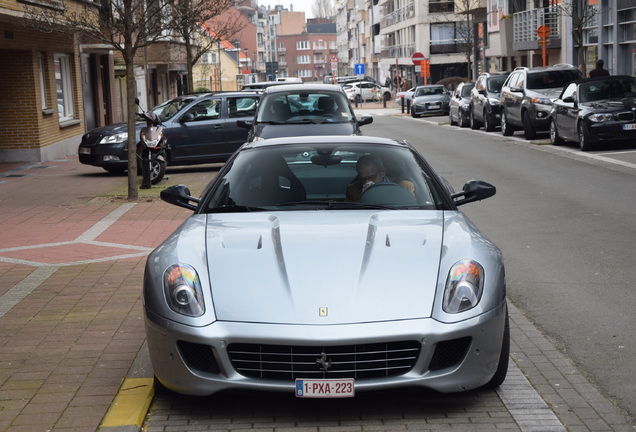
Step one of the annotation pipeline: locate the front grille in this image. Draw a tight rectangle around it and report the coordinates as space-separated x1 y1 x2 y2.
177 341 221 374
428 337 472 371
617 112 635 122
80 133 103 146
228 341 420 381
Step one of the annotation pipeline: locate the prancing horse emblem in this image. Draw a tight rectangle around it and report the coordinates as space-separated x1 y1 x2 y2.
316 352 332 372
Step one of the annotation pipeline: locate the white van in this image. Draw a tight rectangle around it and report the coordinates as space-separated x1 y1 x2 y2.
275 77 303 83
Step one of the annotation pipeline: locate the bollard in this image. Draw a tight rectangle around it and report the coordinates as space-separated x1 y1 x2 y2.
406 99 411 114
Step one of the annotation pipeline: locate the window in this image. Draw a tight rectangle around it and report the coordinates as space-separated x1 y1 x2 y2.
430 23 459 54
54 53 74 122
297 55 311 64
297 41 310 50
38 53 48 110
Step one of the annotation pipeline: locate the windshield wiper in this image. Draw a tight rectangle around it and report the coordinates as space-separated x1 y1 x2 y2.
277 200 398 210
208 205 266 213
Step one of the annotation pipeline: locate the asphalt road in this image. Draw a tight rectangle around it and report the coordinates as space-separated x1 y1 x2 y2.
363 113 636 424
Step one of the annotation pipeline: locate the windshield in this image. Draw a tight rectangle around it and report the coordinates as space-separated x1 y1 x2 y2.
579 77 636 102
487 75 508 93
256 91 355 124
527 70 583 90
149 96 199 122
202 143 449 212
414 86 446 97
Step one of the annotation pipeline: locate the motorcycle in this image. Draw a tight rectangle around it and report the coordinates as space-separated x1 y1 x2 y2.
136 98 167 188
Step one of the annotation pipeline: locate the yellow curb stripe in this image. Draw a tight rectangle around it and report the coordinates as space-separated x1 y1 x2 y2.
101 378 154 428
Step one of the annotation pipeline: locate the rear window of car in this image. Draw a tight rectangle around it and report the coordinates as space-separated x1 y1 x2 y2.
487 75 508 93
527 69 583 89
202 143 450 211
256 91 354 124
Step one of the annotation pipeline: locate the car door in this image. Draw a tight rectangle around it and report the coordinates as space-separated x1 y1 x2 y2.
168 96 227 164
502 72 523 124
224 95 260 154
473 77 486 121
558 83 580 140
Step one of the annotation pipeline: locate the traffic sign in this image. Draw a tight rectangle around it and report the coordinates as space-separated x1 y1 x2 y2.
412 52 426 65
537 25 551 39
354 63 365 75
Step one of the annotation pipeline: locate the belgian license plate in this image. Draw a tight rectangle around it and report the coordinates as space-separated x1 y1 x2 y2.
295 378 355 398
79 147 91 155
429 104 441 110
622 123 636 130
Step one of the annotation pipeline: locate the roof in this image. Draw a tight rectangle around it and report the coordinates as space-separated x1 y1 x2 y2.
263 83 345 94
244 135 406 150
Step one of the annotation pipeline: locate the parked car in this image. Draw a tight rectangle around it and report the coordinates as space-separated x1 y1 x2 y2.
395 87 416 106
336 75 377 85
78 92 261 174
410 85 451 118
145 134 509 397
469 72 510 131
449 82 474 128
549 75 636 151
499 64 582 139
237 84 372 141
342 82 392 103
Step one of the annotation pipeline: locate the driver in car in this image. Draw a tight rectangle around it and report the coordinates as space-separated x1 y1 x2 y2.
345 154 415 202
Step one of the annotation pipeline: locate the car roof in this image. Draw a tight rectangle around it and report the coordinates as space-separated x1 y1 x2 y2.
263 83 345 94
518 63 579 73
242 135 408 150
416 84 445 88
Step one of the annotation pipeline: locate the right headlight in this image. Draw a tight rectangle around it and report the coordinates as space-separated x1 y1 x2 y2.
99 132 128 144
443 260 484 314
163 264 205 317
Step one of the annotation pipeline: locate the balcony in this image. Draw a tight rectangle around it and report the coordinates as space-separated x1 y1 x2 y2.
512 6 562 51
380 43 416 59
381 3 415 27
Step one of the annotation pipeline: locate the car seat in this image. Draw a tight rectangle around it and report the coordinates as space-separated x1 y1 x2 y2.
318 97 336 114
269 100 291 122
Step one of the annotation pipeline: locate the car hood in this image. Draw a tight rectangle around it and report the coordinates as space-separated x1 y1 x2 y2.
583 98 636 110
413 95 448 103
527 88 562 100
83 122 142 138
203 211 445 325
254 122 357 139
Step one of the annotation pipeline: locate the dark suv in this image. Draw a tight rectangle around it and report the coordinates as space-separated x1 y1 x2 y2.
79 92 261 173
500 64 582 139
469 72 510 132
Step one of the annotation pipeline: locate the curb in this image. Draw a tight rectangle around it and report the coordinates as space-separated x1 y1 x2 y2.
98 342 154 432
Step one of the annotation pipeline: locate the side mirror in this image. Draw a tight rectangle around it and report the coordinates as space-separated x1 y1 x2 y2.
160 185 200 211
451 180 496 206
357 116 373 126
563 96 575 103
180 113 195 123
478 89 487 96
237 119 253 129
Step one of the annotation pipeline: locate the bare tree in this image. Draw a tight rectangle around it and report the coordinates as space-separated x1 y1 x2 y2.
21 0 174 200
171 0 245 92
557 0 599 76
312 0 336 19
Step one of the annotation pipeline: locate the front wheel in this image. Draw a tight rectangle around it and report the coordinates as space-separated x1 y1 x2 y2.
150 158 167 184
501 110 514 136
449 110 457 126
484 308 510 389
484 110 495 132
550 119 564 146
522 111 537 140
470 110 482 130
578 122 593 151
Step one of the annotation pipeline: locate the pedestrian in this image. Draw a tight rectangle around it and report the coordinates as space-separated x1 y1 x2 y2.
385 76 391 89
588 59 610 77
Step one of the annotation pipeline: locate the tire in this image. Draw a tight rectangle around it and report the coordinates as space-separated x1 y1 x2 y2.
484 110 495 132
449 111 457 126
550 119 564 146
470 110 482 130
501 110 514 136
484 308 510 389
578 122 593 151
411 110 419 119
522 111 536 140
150 158 167 184
459 114 469 128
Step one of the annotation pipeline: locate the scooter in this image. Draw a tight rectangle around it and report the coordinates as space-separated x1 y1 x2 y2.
136 98 167 188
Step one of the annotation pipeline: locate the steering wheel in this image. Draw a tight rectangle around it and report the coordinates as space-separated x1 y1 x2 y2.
359 182 416 206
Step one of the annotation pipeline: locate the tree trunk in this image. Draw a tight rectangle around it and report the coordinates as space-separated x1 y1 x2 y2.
125 51 139 201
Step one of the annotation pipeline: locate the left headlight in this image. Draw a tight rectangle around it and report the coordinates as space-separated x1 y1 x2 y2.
588 113 614 123
163 264 205 317
443 260 484 314
99 132 128 144
531 97 553 105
